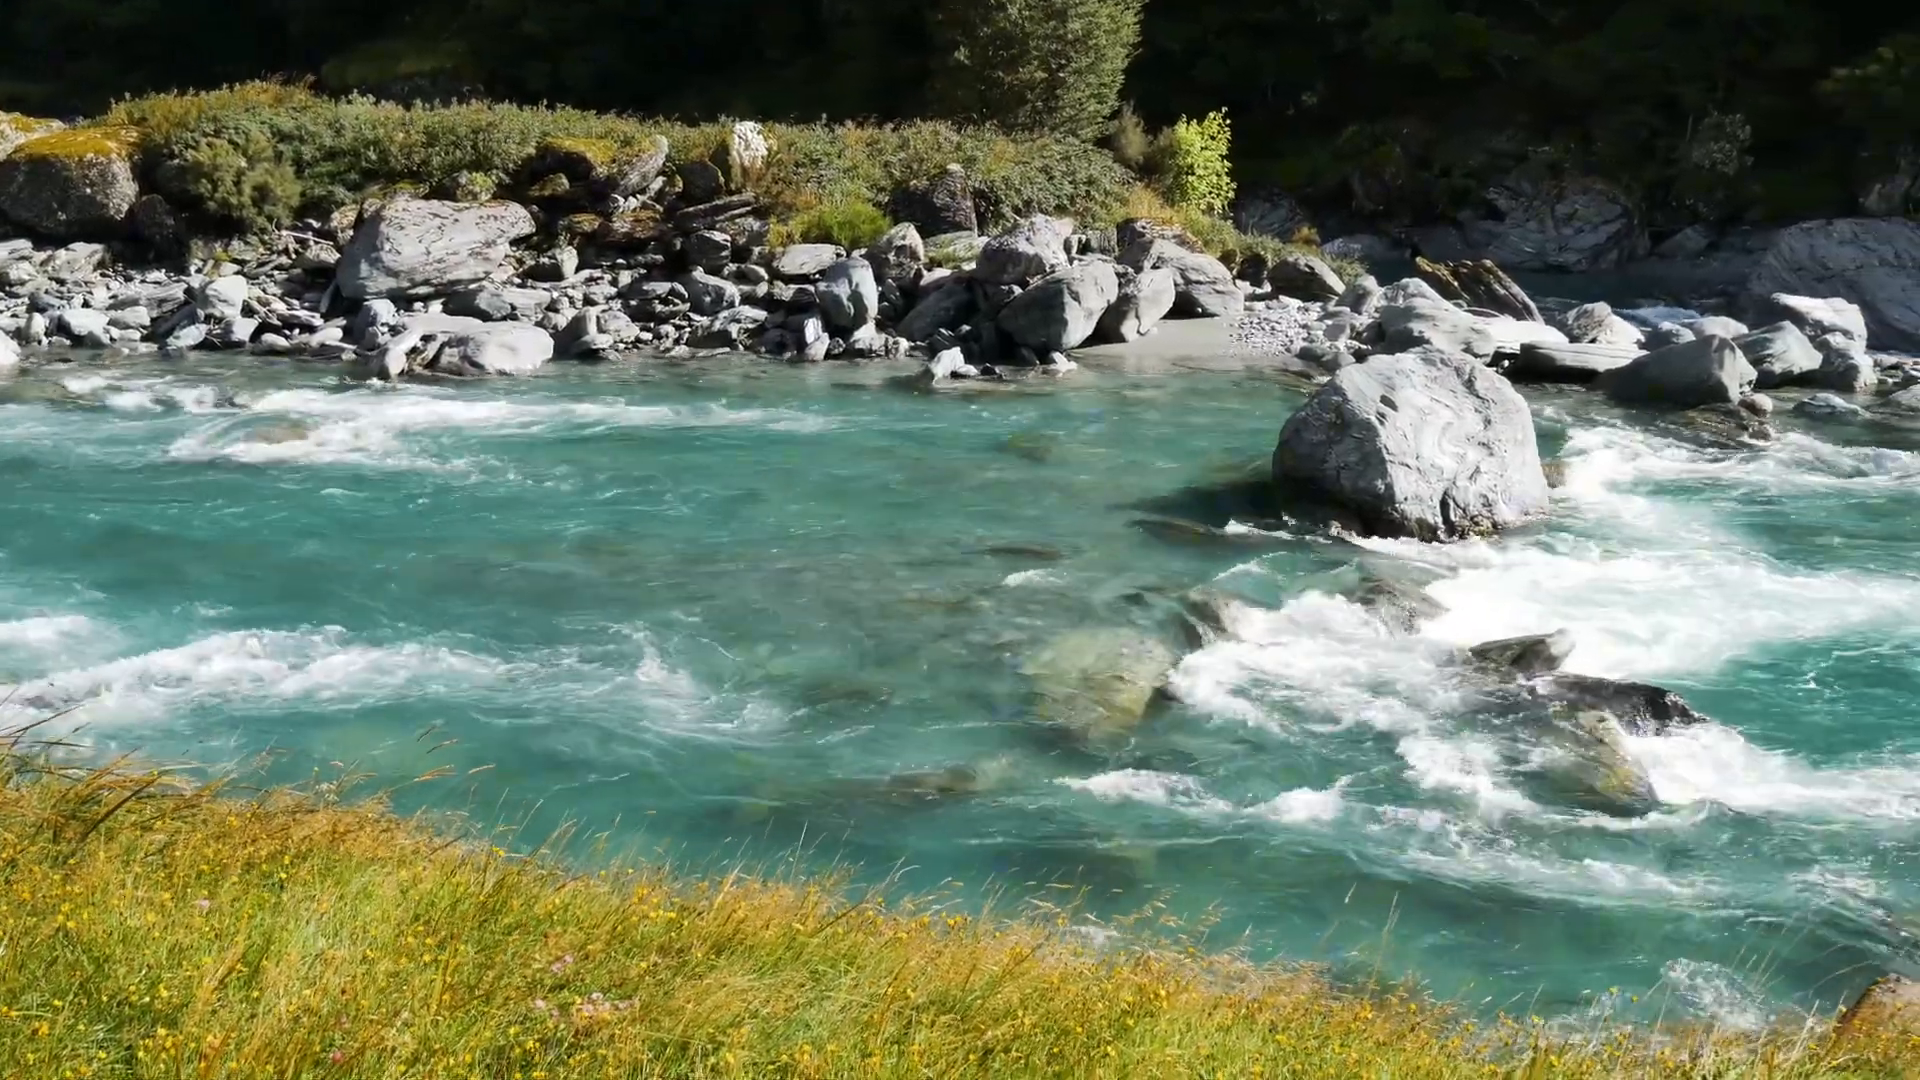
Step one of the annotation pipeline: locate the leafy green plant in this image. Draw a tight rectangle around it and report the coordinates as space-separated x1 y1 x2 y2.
156 117 303 232
1161 108 1236 217
773 196 892 250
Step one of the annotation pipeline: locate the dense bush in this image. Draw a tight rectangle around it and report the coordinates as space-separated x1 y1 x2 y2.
1160 109 1236 216
928 0 1145 140
769 197 893 250
104 85 1133 235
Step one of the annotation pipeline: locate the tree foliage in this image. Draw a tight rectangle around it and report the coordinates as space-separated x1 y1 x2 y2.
1 0 1917 224
928 0 1146 140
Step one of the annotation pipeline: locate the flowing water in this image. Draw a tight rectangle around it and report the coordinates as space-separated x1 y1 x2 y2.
4 352 1920 1027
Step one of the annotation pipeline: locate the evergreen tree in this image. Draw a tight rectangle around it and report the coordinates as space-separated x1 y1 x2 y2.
928 0 1145 139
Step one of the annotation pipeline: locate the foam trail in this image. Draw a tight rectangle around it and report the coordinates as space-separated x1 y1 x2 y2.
167 386 838 469
0 628 511 727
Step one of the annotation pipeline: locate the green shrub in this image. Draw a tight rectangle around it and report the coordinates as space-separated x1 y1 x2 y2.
157 117 303 232
772 197 892 250
107 85 1133 236
928 0 1145 141
1162 108 1236 217
1105 102 1153 173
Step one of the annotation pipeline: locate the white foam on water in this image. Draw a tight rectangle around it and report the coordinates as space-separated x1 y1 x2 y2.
0 628 512 728
61 374 227 414
1249 781 1348 824
1369 807 1716 906
1344 425 1920 682
166 386 838 469
1059 769 1234 813
1000 569 1061 587
1658 959 1773 1031
611 631 787 738
1629 724 1920 822
1170 590 1533 814
0 614 96 651
1563 425 1919 495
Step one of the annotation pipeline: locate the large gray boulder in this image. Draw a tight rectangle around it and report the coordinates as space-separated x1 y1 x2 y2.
337 199 535 300
895 278 975 342
1745 219 1920 351
817 257 879 331
1750 292 1869 345
1273 349 1550 540
1813 332 1879 393
0 128 141 241
1268 253 1344 301
1378 299 1495 358
678 270 739 316
1096 267 1177 343
1594 335 1756 408
1464 175 1640 272
1508 341 1641 383
0 333 18 370
1733 322 1823 389
864 223 925 283
998 261 1119 352
975 214 1072 286
1119 239 1242 319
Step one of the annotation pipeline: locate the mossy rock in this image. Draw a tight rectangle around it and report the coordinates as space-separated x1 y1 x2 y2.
530 137 618 185
525 173 573 201
9 126 141 163
0 127 142 239
557 213 604 242
521 136 669 200
431 171 498 204
0 112 64 158
593 208 666 248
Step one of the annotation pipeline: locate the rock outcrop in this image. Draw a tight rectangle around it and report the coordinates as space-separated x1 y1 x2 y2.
1745 219 1920 351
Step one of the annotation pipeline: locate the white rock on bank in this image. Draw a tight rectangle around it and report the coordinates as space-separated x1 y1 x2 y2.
337 199 536 300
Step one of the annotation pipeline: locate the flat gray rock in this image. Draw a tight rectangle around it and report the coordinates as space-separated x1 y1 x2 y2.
337 199 534 300
1595 335 1757 408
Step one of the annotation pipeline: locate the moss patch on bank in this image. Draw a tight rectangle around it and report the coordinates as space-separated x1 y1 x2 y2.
0 748 1913 1078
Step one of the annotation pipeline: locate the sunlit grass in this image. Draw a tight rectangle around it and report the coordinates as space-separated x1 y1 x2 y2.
0 731 1914 1078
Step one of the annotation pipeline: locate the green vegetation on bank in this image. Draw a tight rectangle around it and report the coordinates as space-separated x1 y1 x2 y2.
0 745 1916 1078
3 0 1917 225
22 82 1344 280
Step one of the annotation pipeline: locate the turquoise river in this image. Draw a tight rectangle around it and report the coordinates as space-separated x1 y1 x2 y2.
3 350 1918 1028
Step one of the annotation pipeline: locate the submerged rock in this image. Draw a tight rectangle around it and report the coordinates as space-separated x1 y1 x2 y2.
1469 630 1575 678
1529 706 1659 817
1023 627 1177 745
1274 349 1550 541
1526 672 1706 736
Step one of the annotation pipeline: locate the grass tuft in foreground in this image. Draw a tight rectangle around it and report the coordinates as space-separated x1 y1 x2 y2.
0 745 1912 1078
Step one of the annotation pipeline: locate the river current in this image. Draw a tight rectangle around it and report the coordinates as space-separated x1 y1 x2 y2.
3 352 1918 1026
